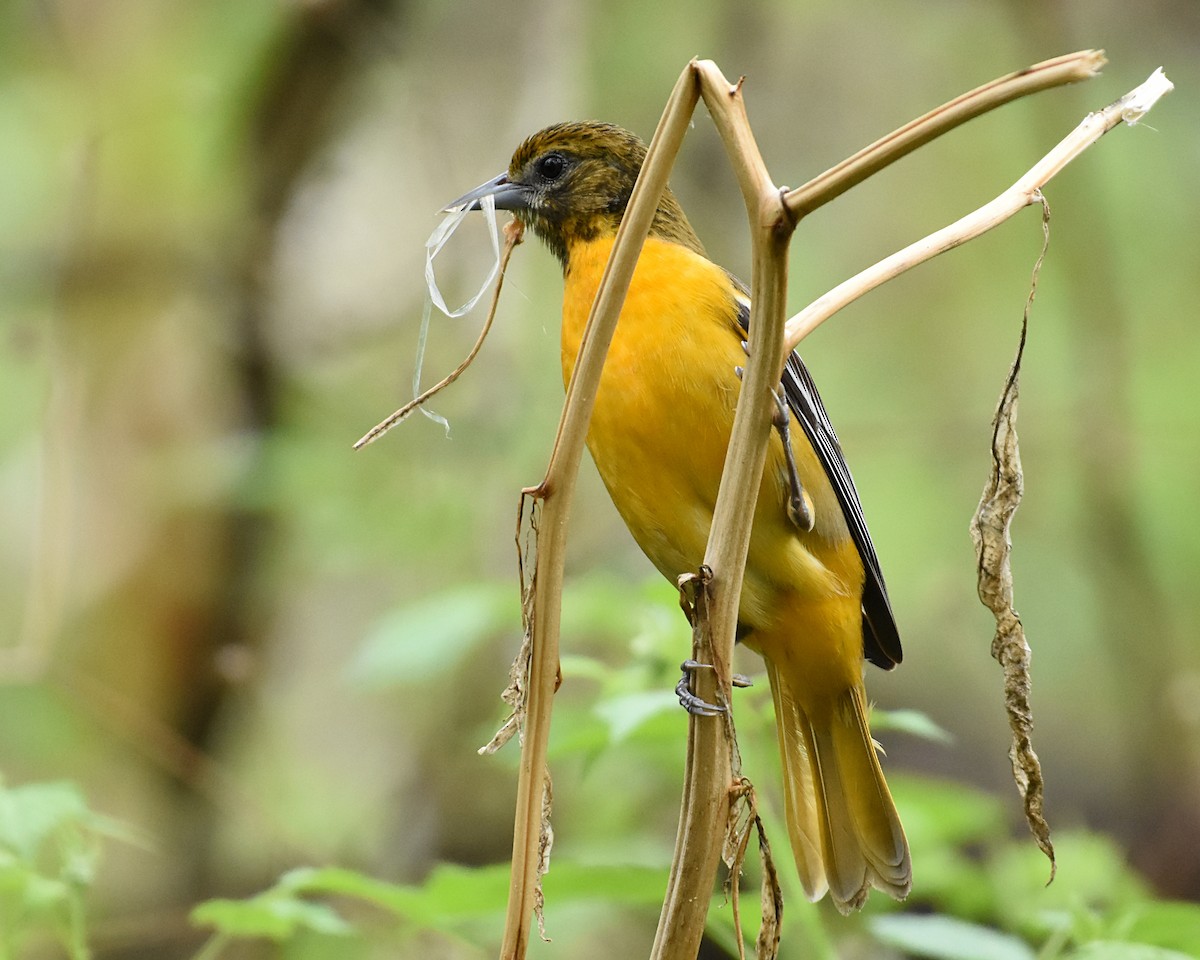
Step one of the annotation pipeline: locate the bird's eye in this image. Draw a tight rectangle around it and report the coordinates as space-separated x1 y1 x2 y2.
535 153 568 182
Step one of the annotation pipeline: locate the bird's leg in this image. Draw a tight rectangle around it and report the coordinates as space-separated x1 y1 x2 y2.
735 341 815 534
676 660 725 716
675 660 753 716
771 387 816 533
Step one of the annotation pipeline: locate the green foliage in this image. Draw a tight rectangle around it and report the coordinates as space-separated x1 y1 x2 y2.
346 582 520 687
1066 947 1198 960
345 573 1200 958
0 776 136 960
184 787 1200 959
190 860 670 957
3 575 1197 960
870 914 1036 960
186 592 1200 958
863 777 1200 960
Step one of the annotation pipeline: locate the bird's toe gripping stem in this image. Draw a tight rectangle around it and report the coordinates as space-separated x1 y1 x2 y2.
675 660 753 716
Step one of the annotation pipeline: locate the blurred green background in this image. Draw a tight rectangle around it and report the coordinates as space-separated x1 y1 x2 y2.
1 0 1197 957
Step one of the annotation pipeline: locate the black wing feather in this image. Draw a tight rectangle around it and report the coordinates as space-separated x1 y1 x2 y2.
782 354 902 668
733 296 902 669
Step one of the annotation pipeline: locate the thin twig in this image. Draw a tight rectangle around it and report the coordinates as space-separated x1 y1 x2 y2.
783 50 1106 219
784 67 1173 353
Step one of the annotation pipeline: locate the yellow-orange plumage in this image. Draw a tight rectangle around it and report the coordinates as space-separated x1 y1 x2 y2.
453 121 911 912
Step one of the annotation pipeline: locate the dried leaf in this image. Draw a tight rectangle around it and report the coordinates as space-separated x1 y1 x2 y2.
478 490 540 755
487 489 555 942
753 811 782 960
476 628 528 756
721 779 781 960
969 194 1055 879
723 780 753 960
534 772 554 942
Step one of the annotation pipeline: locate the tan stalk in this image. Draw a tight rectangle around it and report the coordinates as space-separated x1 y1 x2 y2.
783 50 1107 219
650 59 793 960
784 67 1173 352
498 66 701 960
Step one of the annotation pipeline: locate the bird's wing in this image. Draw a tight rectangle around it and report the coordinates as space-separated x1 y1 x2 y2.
732 294 902 669
781 353 902 668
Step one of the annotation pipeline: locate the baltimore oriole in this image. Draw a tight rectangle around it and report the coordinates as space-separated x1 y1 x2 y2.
451 121 911 912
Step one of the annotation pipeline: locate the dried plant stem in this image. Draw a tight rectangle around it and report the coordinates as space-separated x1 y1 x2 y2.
650 58 794 960
654 567 735 956
498 67 700 960
785 66 1173 353
783 50 1106 219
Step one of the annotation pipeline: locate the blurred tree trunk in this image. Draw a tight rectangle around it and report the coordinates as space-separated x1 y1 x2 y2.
197 0 411 888
32 0 407 938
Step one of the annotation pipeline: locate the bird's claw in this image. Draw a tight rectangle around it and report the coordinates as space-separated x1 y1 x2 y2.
676 660 726 716
676 660 751 715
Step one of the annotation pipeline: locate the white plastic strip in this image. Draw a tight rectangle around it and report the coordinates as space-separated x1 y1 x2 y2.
413 192 502 431
427 191 501 317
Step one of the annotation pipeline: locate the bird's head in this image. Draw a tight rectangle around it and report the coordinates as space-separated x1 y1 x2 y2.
446 121 703 269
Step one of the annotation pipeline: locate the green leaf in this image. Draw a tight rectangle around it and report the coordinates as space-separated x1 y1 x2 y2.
1118 901 1200 954
279 866 418 915
399 862 512 920
541 862 665 906
0 781 89 862
888 775 1007 850
593 690 680 743
989 830 1149 938
191 895 351 940
870 707 954 743
870 914 1036 960
346 582 518 687
307 862 514 926
259 860 665 935
0 866 71 911
1065 943 1199 960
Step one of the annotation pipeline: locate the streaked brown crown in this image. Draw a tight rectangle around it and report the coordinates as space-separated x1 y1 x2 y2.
505 121 704 268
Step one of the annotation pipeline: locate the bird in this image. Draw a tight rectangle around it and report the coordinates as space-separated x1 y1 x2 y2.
448 121 911 913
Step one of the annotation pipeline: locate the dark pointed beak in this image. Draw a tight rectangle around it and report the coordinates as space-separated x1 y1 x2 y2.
443 172 530 213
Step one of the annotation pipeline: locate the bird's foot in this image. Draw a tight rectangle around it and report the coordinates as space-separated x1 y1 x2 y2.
771 387 816 532
675 660 752 716
733 353 815 534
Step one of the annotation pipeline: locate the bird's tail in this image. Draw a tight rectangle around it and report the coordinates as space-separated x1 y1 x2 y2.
765 658 911 913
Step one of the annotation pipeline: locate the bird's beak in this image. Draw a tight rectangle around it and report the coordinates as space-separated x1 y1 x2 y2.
443 172 530 213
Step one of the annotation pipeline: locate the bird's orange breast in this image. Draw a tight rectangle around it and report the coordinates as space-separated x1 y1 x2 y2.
560 234 863 654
